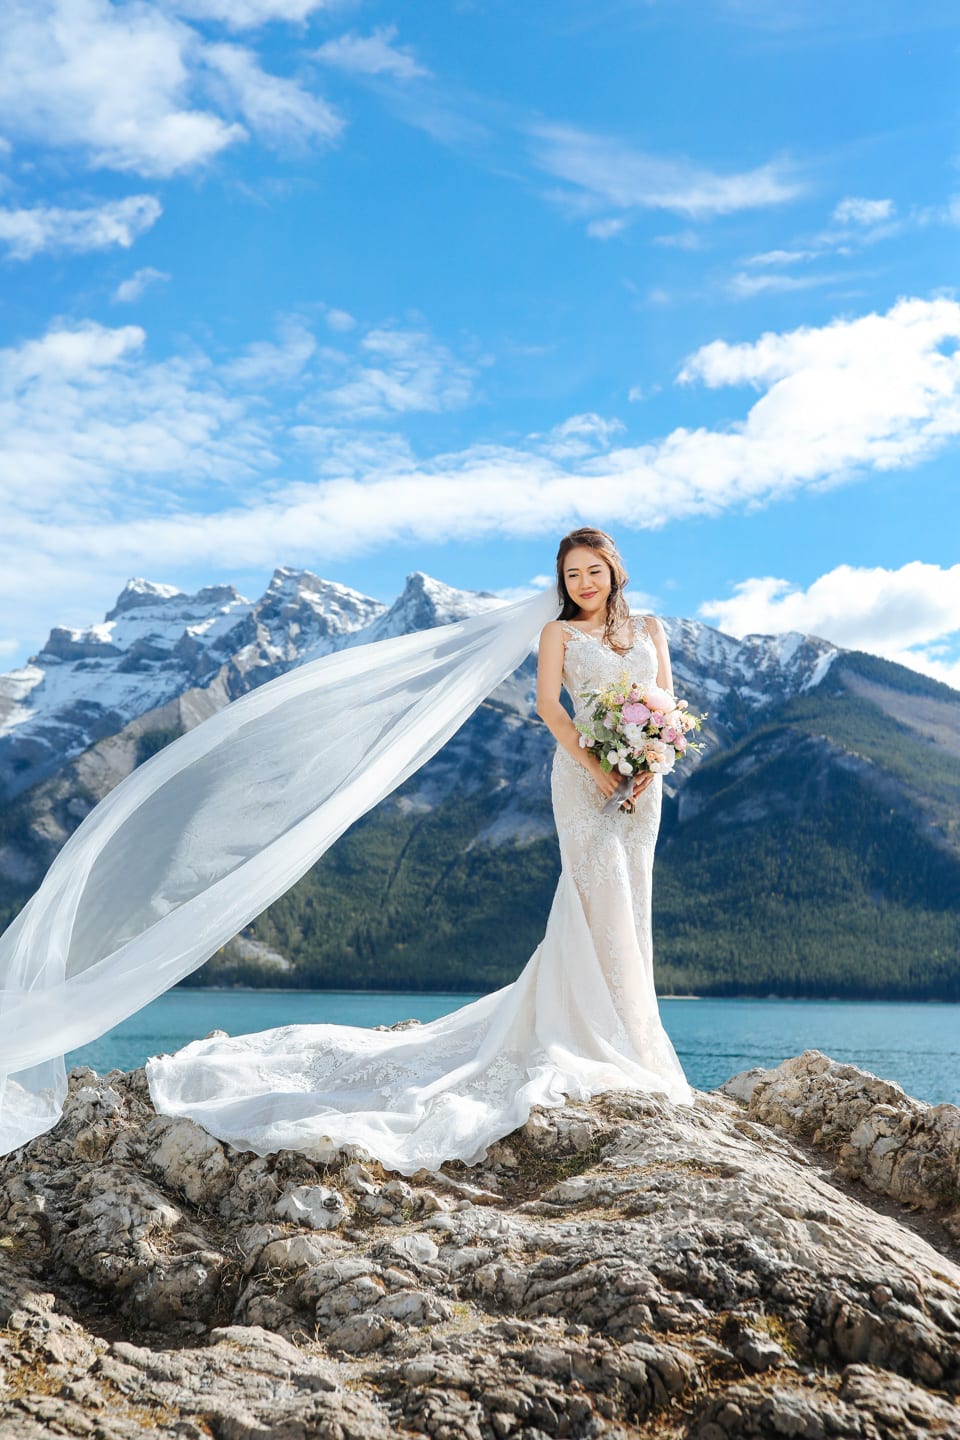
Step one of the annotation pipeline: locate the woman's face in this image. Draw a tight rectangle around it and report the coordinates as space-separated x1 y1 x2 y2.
562 545 611 618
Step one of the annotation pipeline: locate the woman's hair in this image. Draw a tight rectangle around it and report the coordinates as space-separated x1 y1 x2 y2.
555 527 632 651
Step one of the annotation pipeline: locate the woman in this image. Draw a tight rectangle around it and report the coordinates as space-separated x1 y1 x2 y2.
144 526 692 1172
0 527 691 1167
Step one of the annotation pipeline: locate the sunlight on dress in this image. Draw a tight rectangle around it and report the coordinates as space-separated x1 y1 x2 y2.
145 617 693 1174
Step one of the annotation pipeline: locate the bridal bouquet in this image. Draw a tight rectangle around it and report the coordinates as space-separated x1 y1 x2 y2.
575 673 707 814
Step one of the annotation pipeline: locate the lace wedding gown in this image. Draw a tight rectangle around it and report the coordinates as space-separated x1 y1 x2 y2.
145 615 693 1174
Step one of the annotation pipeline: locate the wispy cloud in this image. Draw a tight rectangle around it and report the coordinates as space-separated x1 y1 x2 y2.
745 247 820 267
832 195 894 226
223 316 317 385
732 195 901 298
3 295 959 655
529 412 627 460
699 561 960 690
727 268 854 298
653 229 705 250
526 121 806 222
323 326 478 418
203 43 344 149
324 307 356 332
112 266 171 304
311 24 431 81
586 216 630 240
0 195 161 260
168 0 335 28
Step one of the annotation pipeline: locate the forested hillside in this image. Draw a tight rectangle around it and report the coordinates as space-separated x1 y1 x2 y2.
184 652 960 1000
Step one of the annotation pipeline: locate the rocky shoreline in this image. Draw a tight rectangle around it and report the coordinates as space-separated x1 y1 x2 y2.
1 1049 959 1439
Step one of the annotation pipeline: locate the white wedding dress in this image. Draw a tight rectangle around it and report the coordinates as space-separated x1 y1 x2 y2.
145 615 693 1175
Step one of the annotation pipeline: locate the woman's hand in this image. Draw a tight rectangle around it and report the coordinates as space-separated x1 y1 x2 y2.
631 771 655 800
584 755 624 799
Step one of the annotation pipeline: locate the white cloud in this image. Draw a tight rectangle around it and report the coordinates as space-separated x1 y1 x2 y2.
531 413 626 460
312 24 430 80
2 320 146 384
113 266 171 303
0 0 344 178
3 296 960 658
224 316 317 384
653 229 704 250
527 121 805 221
737 197 916 295
699 562 960 691
745 247 820 267
322 326 478 418
203 43 343 148
0 0 246 176
727 269 852 299
325 307 356 331
832 196 895 226
168 0 334 27
0 319 269 518
586 216 630 240
0 195 161 260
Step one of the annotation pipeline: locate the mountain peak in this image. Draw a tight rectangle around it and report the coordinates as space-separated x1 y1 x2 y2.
105 578 186 621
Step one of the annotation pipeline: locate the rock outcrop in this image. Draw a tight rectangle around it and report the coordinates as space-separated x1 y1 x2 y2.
1 1050 959 1438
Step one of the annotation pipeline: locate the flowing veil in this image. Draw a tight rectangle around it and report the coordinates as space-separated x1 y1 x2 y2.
0 584 559 1157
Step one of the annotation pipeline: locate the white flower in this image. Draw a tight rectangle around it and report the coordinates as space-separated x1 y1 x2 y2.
606 750 619 767
617 760 633 775
623 722 646 746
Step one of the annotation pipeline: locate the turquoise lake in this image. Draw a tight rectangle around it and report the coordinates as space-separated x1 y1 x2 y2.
67 991 960 1108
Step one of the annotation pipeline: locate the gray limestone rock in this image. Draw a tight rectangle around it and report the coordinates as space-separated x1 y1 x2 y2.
1 1054 959 1438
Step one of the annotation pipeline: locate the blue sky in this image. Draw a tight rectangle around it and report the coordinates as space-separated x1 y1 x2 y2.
1 0 959 683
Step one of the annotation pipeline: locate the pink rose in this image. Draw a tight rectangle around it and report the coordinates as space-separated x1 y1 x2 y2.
622 702 651 725
661 725 679 745
674 733 687 753
645 684 676 713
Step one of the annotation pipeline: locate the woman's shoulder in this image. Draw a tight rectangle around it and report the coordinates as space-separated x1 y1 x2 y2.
631 610 661 628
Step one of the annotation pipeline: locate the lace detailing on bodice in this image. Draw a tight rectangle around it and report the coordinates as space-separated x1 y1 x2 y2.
551 613 663 869
558 615 660 721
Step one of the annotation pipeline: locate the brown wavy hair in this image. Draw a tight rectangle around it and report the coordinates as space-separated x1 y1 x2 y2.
555 527 632 653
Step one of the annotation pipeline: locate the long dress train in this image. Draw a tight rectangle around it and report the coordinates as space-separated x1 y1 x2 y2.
145 615 693 1174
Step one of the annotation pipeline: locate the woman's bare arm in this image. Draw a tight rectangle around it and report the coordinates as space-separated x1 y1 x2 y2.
647 615 674 694
535 621 621 798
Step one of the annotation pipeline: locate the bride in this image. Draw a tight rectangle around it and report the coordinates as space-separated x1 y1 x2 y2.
0 526 692 1169
145 526 693 1172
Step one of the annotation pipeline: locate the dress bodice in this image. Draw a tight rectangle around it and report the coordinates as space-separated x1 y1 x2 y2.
560 615 660 721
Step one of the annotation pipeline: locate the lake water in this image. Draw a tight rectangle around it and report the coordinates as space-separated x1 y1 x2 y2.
67 990 960 1108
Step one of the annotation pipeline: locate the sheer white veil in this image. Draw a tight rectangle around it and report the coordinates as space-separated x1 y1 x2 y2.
0 583 560 1156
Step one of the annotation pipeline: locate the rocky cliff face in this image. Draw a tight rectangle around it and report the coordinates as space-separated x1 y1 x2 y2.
1 1051 958 1438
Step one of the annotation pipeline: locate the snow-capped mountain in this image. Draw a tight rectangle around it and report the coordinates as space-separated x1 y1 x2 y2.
347 571 504 647
1 568 957 1000
0 569 384 798
0 569 841 803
